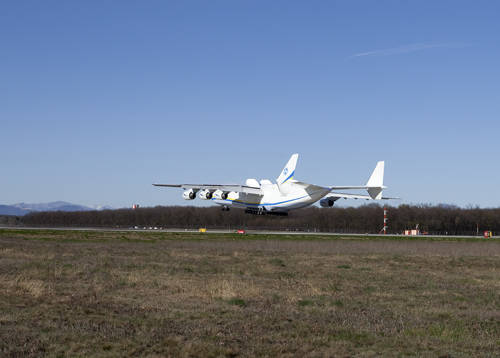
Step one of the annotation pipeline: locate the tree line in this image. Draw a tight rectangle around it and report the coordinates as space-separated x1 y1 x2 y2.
20 204 499 236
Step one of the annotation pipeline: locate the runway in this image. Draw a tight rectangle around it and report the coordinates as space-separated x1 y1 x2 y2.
0 225 496 239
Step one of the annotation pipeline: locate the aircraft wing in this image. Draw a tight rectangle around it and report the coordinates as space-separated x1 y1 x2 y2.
326 192 399 201
153 184 263 195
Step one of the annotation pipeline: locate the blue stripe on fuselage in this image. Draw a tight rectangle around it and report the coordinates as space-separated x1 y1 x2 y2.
212 195 316 207
212 193 309 207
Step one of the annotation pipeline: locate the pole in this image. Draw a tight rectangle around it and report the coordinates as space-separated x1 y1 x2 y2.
383 207 388 234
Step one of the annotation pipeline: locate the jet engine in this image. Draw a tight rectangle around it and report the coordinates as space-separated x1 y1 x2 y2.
182 189 197 200
213 189 229 200
320 198 338 207
198 189 213 200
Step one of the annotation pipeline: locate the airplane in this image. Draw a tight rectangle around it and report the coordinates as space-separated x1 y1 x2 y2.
153 154 397 216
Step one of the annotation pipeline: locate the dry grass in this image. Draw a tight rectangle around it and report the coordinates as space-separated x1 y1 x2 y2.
0 229 499 357
2 275 47 298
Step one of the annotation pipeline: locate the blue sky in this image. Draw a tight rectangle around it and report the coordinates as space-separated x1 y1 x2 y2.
1 1 499 208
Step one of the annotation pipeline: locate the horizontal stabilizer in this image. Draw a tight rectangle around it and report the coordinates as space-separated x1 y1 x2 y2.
327 161 388 200
326 192 400 201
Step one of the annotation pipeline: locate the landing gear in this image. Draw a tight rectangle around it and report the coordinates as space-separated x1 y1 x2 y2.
221 205 230 212
244 208 288 216
245 207 264 215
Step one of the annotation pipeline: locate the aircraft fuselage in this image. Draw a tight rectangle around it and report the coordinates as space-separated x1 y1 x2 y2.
212 183 330 213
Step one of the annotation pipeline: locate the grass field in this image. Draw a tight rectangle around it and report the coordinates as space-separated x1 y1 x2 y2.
1 229 499 357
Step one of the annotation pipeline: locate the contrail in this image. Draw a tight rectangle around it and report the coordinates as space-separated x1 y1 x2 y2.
348 42 468 59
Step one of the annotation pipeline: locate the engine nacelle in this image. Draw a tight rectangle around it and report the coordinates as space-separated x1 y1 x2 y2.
198 189 213 200
320 198 337 207
182 189 197 200
213 189 229 200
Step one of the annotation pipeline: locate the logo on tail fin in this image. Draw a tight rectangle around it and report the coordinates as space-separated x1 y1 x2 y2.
277 153 299 189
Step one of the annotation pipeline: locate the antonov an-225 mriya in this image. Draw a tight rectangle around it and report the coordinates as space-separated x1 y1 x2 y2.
153 154 397 216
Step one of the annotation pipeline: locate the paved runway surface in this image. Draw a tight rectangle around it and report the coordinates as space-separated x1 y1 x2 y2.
0 225 497 239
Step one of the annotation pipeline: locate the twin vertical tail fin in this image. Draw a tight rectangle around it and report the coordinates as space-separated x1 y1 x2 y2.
366 161 385 200
276 153 298 192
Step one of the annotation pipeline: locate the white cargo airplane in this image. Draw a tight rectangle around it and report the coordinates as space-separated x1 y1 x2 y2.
154 154 397 216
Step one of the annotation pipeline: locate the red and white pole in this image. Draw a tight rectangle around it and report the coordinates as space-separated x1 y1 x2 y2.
383 207 388 234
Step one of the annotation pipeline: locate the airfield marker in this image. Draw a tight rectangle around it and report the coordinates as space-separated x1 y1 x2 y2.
383 207 388 234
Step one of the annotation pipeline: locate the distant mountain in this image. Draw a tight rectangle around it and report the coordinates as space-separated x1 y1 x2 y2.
0 205 29 216
0 201 96 216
